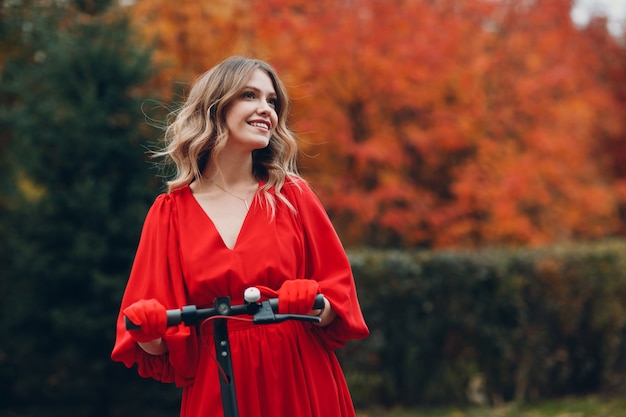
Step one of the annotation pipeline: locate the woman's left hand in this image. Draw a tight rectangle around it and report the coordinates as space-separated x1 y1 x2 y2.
311 296 337 327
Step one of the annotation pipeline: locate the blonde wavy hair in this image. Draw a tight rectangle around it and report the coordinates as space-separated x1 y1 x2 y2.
155 56 302 215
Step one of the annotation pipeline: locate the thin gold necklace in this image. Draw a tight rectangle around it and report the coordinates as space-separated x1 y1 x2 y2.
209 180 255 211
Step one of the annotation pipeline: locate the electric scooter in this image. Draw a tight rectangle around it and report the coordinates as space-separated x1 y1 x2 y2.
125 287 325 417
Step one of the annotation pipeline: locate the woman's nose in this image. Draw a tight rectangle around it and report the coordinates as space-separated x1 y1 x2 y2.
257 100 271 114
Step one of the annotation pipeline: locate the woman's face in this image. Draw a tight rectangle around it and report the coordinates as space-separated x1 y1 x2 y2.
224 69 279 153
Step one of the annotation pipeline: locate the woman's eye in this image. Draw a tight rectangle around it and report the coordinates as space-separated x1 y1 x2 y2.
243 91 255 99
268 98 278 108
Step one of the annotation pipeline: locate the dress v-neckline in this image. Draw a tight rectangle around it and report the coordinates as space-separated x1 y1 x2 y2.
186 184 257 251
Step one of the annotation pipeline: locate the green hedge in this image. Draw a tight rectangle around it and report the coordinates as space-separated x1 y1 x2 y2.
341 239 626 408
5 239 626 415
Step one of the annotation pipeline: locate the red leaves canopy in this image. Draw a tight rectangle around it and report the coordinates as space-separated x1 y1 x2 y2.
130 0 626 248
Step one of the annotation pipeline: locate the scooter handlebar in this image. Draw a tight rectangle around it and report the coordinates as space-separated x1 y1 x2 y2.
125 292 325 330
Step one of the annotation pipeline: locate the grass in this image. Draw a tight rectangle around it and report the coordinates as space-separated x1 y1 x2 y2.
357 395 626 417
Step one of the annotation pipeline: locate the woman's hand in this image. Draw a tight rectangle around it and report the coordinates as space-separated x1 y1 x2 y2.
123 299 169 355
311 296 337 327
277 279 320 315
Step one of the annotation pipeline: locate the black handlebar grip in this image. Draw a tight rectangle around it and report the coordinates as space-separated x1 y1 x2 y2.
166 309 183 326
313 294 325 310
268 293 325 313
124 316 140 331
312 294 325 310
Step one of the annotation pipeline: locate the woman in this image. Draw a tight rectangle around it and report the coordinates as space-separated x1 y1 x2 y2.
111 56 369 417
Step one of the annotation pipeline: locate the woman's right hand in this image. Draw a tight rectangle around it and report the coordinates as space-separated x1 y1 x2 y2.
123 299 167 343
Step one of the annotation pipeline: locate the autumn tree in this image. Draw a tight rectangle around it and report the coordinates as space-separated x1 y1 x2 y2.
255 0 496 247
438 0 623 246
127 0 254 96
247 0 624 247
127 0 626 249
578 14 626 234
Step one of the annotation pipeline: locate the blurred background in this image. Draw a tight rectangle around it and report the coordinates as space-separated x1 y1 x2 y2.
1 0 626 415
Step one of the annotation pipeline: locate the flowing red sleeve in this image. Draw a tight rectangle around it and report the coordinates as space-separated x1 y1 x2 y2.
285 179 369 349
111 193 198 387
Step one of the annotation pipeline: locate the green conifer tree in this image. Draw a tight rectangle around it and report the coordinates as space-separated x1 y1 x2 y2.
1 2 179 415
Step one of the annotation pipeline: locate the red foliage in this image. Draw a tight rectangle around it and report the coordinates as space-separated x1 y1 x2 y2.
129 0 626 248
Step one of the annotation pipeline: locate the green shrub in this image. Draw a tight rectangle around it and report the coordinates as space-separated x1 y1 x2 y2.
342 240 626 407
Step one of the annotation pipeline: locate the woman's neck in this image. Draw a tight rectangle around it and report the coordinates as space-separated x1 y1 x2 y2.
202 158 256 188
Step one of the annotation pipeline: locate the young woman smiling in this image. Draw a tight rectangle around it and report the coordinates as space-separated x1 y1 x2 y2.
112 56 369 417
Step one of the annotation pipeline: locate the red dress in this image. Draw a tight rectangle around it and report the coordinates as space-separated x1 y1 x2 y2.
111 178 369 417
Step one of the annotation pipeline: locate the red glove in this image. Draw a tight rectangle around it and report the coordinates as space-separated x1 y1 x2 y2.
123 299 167 343
277 280 320 315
